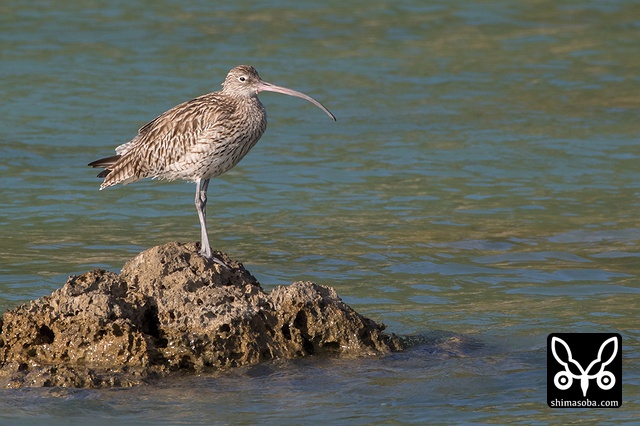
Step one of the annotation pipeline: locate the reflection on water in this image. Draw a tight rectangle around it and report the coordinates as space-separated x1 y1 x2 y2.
1 0 639 422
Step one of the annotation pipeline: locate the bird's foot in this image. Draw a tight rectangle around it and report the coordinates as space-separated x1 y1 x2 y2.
209 254 230 269
199 245 230 269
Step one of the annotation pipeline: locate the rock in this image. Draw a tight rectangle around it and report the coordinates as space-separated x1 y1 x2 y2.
0 242 402 388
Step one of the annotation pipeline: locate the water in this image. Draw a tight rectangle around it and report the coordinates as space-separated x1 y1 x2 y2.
1 0 639 423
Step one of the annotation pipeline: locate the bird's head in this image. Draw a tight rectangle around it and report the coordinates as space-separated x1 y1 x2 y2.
222 65 263 97
221 65 336 121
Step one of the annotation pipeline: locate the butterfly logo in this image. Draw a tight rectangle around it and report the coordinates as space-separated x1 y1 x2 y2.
551 335 618 397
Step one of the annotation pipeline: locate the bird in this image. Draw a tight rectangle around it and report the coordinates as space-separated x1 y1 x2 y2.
88 65 336 263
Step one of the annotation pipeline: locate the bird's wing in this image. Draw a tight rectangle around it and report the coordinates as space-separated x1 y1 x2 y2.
125 94 237 172
113 92 234 153
101 93 239 186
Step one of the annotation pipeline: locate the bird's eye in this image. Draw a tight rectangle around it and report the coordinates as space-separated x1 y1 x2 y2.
238 76 246 82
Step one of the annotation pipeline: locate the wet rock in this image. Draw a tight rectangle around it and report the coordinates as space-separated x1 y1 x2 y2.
0 242 401 388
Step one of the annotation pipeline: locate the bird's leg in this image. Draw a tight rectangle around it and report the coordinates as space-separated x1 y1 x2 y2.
195 179 228 268
195 179 212 258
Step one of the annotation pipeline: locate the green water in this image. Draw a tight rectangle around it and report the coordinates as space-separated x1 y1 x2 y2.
1 0 639 423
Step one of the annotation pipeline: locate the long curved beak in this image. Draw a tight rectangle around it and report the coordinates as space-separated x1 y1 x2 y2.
257 81 336 121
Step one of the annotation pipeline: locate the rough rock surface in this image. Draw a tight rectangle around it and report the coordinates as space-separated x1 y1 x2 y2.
0 242 401 388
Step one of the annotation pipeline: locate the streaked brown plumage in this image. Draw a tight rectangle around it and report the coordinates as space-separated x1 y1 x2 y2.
88 65 336 260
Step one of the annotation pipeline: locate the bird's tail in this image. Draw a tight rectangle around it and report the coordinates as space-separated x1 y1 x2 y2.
88 154 140 189
88 155 120 177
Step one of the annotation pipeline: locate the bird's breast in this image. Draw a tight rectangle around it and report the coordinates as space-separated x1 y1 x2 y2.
192 98 268 180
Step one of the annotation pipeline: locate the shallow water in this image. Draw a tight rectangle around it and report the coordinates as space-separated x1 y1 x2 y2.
1 0 639 423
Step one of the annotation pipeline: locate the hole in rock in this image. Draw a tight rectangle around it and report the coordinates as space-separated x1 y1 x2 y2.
302 338 314 355
281 323 291 340
36 325 55 345
293 310 307 329
142 305 161 339
112 323 123 337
